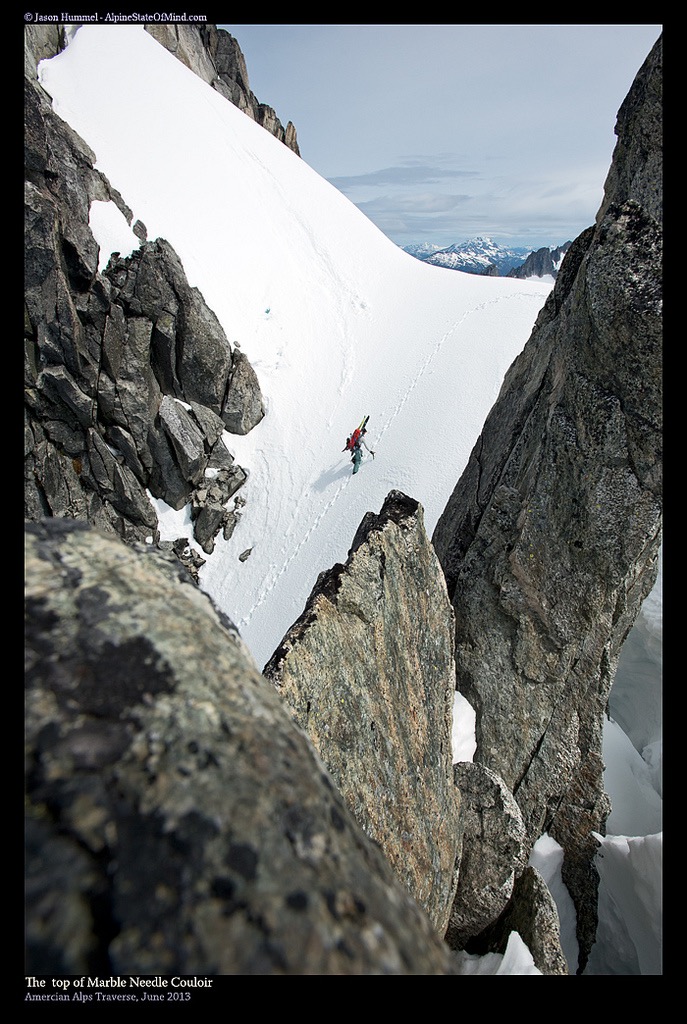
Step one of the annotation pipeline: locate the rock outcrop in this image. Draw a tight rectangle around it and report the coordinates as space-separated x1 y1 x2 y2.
24 23 66 74
465 866 569 976
507 242 572 280
432 36 662 971
265 491 460 936
24 29 264 554
146 24 300 155
25 518 461 976
446 763 528 950
446 763 568 974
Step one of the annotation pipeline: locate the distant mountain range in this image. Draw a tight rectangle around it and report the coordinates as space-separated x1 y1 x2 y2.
402 236 572 279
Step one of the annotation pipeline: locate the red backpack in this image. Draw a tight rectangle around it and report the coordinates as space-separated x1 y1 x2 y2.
344 428 361 452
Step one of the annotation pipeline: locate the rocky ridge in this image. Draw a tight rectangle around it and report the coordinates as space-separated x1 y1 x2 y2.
507 242 572 280
432 35 662 971
25 518 459 976
146 24 300 155
25 24 300 156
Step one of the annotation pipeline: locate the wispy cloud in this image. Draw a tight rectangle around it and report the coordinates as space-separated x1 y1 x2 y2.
328 162 478 191
357 192 472 215
327 159 606 249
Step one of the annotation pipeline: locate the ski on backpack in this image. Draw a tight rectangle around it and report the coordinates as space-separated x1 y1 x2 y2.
343 415 375 474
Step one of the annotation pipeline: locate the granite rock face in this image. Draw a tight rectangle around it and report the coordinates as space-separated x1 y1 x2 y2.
446 763 529 951
265 491 460 935
221 349 268 436
25 519 461 976
24 30 263 554
466 866 569 976
432 36 662 971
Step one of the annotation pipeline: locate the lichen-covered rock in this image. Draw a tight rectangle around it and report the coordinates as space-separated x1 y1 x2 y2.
25 519 460 976
432 36 662 971
265 491 460 934
466 867 569 976
446 763 528 949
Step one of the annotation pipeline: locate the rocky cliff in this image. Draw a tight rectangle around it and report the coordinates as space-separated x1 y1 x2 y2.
432 35 662 971
24 27 264 560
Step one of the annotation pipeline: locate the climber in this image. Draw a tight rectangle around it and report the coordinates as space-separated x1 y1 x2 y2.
350 427 375 475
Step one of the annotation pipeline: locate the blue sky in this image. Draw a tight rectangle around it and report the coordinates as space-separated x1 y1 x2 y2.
220 24 662 250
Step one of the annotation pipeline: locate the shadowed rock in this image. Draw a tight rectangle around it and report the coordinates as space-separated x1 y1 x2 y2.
25 32 264 554
432 36 662 971
464 866 569 976
25 519 460 976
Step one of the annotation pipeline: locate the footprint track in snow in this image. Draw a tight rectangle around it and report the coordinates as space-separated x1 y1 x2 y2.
238 291 542 630
237 469 355 628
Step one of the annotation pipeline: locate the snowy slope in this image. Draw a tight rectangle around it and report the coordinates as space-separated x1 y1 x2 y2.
38 25 553 670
